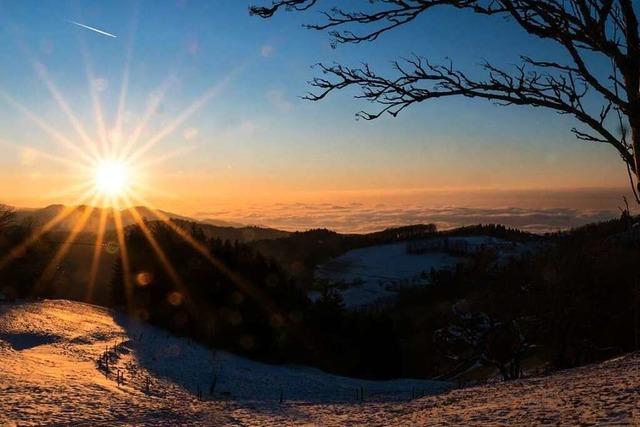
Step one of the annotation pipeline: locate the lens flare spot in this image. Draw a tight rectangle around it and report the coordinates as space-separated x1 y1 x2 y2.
105 241 119 254
167 291 183 306
136 272 153 287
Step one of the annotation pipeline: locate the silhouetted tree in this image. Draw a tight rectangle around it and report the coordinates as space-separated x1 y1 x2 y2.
252 0 640 200
110 220 309 361
0 216 51 299
0 205 14 231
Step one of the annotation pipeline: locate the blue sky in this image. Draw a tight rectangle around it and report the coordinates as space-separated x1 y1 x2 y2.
0 0 631 221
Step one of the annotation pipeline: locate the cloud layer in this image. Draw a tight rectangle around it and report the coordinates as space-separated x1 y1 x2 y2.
196 203 620 234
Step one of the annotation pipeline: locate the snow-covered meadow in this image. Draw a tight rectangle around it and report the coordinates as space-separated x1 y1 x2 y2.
1 299 638 425
0 299 448 425
313 241 460 308
313 236 525 308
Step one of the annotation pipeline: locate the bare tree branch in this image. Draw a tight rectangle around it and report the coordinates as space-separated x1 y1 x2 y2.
252 0 640 193
249 0 316 18
305 56 635 170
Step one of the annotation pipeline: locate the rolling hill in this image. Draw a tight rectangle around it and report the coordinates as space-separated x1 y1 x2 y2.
12 204 290 242
1 299 637 426
0 299 449 426
4 205 290 305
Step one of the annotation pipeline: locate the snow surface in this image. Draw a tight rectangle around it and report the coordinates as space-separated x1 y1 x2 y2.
313 237 531 309
1 299 638 425
0 299 448 426
314 241 461 308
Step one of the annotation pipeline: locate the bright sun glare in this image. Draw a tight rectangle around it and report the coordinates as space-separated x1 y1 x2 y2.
94 160 130 197
0 4 237 314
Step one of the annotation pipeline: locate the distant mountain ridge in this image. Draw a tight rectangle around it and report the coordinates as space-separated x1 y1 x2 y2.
11 204 290 243
13 204 187 232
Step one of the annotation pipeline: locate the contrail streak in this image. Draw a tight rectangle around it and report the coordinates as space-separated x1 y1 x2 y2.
70 21 117 38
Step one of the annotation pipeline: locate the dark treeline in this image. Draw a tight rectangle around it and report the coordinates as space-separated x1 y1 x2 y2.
0 206 54 300
110 221 307 360
4 199 639 381
109 221 402 378
440 223 538 243
251 223 535 283
0 205 116 303
390 216 640 380
169 218 290 242
250 224 439 282
110 215 640 381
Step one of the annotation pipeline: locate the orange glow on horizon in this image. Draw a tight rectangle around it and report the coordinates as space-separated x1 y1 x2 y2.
0 24 232 307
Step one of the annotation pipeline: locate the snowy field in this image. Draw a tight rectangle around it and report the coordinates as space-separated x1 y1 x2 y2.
281 352 640 426
313 236 529 308
1 299 638 425
314 241 461 308
0 299 448 426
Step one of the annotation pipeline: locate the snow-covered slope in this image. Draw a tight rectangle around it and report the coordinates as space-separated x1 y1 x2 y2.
0 300 448 426
313 237 530 309
277 352 640 426
2 299 638 426
314 241 461 308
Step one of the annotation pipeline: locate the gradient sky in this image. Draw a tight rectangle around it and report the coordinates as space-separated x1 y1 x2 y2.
0 0 634 229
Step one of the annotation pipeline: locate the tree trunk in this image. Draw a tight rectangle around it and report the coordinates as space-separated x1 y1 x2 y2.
629 116 640 194
623 2 640 196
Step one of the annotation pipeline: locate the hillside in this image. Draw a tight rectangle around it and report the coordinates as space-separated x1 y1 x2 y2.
12 205 289 242
0 300 448 426
313 235 535 309
314 242 460 308
3 206 290 305
296 352 640 425
1 299 638 426
13 204 189 233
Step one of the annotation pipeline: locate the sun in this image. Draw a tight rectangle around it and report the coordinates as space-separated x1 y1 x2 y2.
94 159 130 197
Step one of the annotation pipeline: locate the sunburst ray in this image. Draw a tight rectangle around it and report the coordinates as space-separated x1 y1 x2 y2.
29 57 100 159
33 198 99 290
86 197 109 302
135 145 195 170
113 5 139 157
0 138 92 172
117 76 175 161
0 191 94 271
126 75 233 164
80 40 110 158
0 90 95 165
112 198 134 312
128 194 282 316
48 181 95 200
127 181 173 200
124 201 194 297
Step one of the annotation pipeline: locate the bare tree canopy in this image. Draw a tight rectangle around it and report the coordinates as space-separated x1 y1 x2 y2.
251 0 640 201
